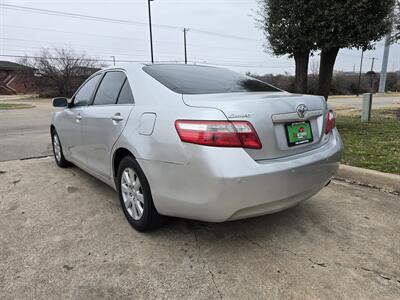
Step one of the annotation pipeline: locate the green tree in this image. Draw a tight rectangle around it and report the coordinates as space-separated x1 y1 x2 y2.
258 0 395 99
393 1 400 41
257 0 318 93
316 0 395 99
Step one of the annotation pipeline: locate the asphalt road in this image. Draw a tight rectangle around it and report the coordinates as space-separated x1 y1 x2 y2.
329 95 400 110
0 158 399 299
0 99 53 162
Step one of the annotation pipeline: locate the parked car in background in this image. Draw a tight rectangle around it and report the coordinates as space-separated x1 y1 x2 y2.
51 64 343 231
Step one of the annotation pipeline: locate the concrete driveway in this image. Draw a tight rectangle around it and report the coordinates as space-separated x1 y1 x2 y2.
1 158 399 299
0 98 53 162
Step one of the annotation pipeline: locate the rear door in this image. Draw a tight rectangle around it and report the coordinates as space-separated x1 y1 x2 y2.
81 71 134 177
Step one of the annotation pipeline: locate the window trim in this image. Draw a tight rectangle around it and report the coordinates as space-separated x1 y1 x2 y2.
69 68 135 108
70 72 103 108
116 78 135 105
115 78 127 104
90 70 127 107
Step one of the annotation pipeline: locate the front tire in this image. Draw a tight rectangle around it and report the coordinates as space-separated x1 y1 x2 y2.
117 156 163 231
51 130 70 168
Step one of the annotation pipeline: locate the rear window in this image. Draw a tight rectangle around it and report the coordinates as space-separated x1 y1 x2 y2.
143 64 281 95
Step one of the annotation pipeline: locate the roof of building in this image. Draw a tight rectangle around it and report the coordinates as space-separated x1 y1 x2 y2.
0 61 34 71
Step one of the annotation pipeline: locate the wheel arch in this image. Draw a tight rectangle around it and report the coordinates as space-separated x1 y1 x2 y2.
113 147 136 179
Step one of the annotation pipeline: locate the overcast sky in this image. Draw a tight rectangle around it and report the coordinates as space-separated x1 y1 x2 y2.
0 0 399 75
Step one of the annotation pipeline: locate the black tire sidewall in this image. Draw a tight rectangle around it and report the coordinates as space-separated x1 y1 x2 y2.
117 156 160 232
51 130 69 168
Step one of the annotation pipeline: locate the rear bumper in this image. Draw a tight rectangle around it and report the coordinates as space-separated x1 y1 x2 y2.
139 129 343 222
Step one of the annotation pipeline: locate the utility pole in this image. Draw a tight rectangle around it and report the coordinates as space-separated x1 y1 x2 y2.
147 0 154 63
183 28 189 64
369 57 376 92
356 50 364 96
110 56 116 66
378 32 391 93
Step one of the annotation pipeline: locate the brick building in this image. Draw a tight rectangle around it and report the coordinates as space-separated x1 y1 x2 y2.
0 61 37 95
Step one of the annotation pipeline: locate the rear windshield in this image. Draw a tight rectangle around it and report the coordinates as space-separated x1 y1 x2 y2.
143 64 281 94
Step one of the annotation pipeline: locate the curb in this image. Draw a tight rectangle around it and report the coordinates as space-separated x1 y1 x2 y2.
335 164 400 194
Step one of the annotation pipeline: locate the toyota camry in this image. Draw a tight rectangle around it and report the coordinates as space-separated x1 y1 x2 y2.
51 64 343 231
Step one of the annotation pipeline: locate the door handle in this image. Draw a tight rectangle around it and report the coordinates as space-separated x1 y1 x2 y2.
76 114 82 121
112 114 124 122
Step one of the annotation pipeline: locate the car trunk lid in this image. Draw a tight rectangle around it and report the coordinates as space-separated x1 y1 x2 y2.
182 92 329 160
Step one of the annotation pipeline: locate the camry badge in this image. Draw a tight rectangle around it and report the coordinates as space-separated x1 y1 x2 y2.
228 113 251 119
296 104 308 119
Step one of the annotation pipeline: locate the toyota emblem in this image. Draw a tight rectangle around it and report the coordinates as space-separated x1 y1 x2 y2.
296 104 308 119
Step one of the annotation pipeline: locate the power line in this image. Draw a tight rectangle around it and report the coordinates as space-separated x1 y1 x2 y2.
0 53 145 62
1 37 188 56
1 1 253 3
0 3 179 30
3 46 291 66
2 41 274 64
0 53 293 69
3 24 152 43
0 3 260 42
4 24 265 53
1 37 151 53
202 62 293 69
0 33 277 62
190 29 259 42
0 4 300 70
1 48 181 61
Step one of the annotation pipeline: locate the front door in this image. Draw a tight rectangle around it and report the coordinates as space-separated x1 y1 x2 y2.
58 74 101 165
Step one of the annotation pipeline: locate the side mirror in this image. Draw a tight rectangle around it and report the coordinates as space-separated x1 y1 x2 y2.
53 97 68 108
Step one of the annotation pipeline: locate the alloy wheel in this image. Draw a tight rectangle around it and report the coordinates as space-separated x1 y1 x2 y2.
53 134 62 162
121 168 144 220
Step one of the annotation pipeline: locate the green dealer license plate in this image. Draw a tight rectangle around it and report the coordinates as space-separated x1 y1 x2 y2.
285 121 313 147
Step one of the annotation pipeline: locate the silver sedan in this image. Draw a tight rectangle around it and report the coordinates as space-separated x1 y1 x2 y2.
51 64 343 231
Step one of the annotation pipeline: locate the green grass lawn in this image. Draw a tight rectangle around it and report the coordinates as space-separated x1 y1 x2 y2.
0 103 34 110
336 109 400 174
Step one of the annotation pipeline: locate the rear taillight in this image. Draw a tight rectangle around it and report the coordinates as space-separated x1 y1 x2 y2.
175 120 262 149
325 110 337 134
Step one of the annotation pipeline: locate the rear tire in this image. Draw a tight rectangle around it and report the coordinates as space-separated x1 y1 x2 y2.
51 129 70 168
117 156 164 231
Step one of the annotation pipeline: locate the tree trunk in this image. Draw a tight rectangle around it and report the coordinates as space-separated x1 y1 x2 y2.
318 47 340 100
293 50 310 94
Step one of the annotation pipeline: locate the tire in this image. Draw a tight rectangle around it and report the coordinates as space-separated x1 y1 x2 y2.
51 129 70 168
117 156 164 231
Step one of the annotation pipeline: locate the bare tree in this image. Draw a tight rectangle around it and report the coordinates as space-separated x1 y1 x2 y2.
20 48 100 97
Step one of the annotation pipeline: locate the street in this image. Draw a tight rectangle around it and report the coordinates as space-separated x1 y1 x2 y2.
329 95 400 112
0 157 399 299
0 98 53 162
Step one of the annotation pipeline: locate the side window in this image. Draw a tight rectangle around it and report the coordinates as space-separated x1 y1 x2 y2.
117 79 135 105
74 74 101 107
92 71 126 106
